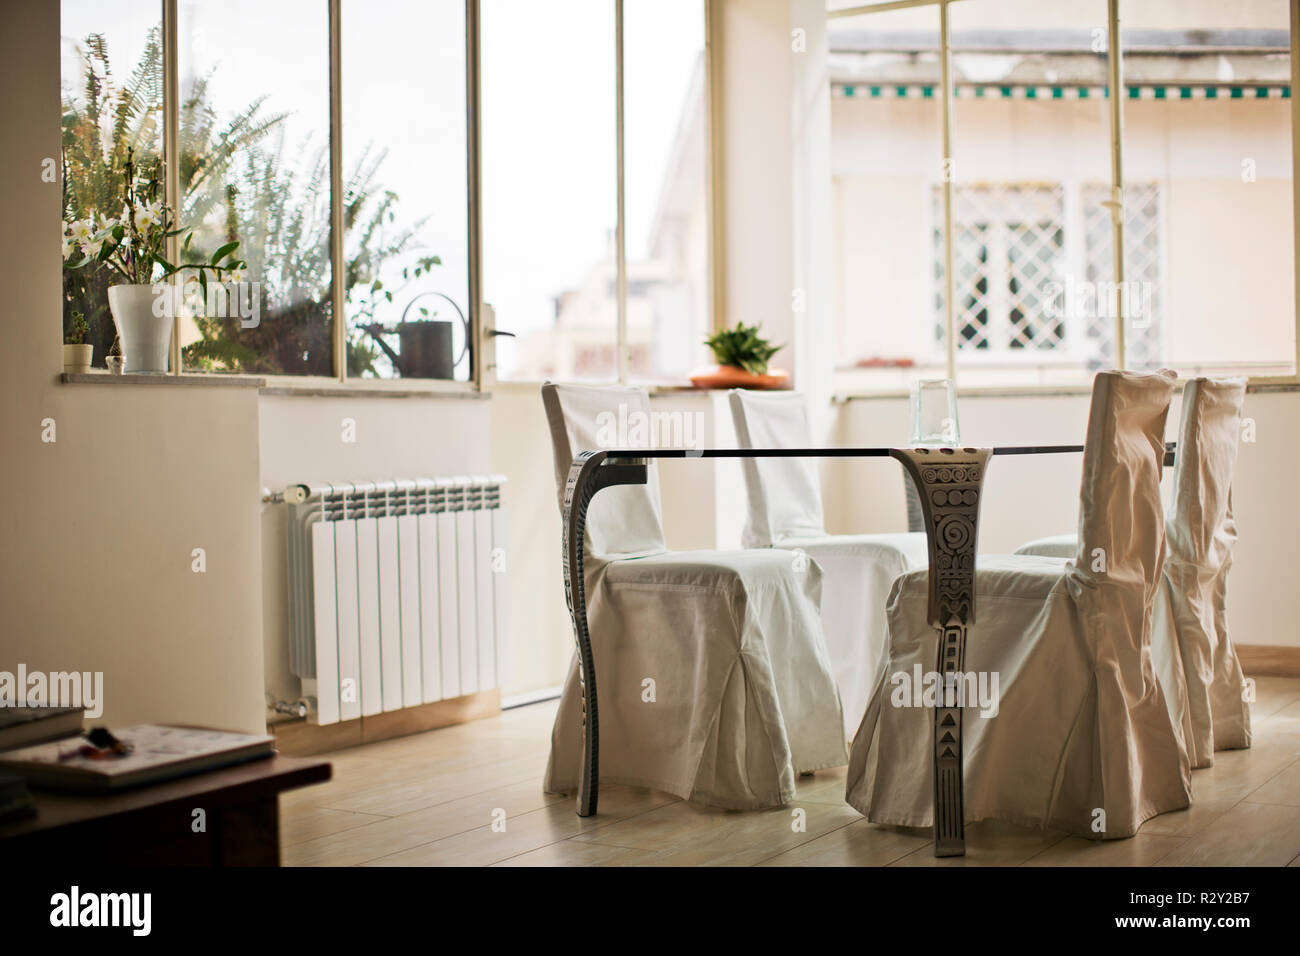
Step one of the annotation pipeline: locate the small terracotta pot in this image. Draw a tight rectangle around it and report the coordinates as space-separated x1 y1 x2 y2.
689 364 790 390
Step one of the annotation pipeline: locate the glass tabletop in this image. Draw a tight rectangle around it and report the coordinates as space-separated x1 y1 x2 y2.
600 445 1082 458
596 442 1176 460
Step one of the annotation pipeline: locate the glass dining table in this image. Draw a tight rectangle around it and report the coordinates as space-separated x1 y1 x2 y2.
559 442 1176 858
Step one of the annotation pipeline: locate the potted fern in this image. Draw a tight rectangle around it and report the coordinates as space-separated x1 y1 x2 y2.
691 321 790 389
63 310 92 373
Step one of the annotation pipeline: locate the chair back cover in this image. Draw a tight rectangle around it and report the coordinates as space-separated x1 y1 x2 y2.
1167 377 1246 570
1160 376 1251 763
541 382 667 559
1072 368 1177 597
728 390 827 547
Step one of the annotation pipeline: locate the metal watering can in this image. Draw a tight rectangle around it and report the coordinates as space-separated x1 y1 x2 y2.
363 291 470 379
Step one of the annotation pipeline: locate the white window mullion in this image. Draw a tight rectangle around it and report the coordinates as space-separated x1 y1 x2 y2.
614 0 628 384
1106 0 1126 369
466 0 483 389
938 0 956 380
163 0 180 375
328 0 346 381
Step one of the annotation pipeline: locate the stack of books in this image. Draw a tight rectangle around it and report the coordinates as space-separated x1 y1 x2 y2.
0 706 84 751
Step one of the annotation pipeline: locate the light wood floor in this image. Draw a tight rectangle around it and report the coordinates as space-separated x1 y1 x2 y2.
279 676 1300 866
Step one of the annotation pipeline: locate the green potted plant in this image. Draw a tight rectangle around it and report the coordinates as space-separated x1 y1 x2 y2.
62 148 244 374
691 321 790 389
63 310 92 373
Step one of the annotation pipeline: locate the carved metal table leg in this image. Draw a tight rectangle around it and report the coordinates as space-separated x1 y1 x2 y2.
560 452 649 817
890 447 992 858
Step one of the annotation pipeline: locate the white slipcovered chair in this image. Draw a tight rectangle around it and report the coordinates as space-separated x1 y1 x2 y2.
541 383 847 810
847 369 1191 839
1017 377 1251 768
728 389 928 733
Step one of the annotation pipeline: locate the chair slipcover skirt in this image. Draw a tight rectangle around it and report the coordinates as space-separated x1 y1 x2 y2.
779 532 930 734
847 556 1191 838
545 550 848 809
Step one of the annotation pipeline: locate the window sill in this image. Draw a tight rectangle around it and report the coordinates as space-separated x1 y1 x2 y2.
259 381 488 400
834 379 1300 402
60 370 490 399
489 379 706 396
834 385 1094 402
61 371 266 387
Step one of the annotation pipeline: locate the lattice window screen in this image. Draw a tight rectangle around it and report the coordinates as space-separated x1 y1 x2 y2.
934 184 1067 355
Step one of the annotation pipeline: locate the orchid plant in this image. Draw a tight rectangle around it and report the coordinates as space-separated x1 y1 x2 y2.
63 148 245 299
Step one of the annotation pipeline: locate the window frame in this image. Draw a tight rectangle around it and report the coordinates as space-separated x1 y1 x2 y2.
137 0 484 391
69 1 714 389
829 0 1300 388
488 0 718 386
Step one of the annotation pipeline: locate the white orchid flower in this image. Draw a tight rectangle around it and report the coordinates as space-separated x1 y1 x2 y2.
229 265 246 284
134 201 162 233
62 235 78 261
69 218 95 243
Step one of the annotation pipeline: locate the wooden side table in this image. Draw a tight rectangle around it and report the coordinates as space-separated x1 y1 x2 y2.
0 754 330 866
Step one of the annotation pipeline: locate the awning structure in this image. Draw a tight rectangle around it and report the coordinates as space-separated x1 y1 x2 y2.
833 83 1291 100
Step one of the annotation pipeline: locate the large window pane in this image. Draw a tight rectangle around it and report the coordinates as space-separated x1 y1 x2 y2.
624 0 710 382
60 0 163 366
946 0 1113 387
178 0 333 375
343 0 472 381
1122 0 1294 377
829 5 946 392
483 0 617 381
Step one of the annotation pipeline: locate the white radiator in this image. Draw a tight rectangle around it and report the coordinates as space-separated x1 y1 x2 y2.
285 477 509 725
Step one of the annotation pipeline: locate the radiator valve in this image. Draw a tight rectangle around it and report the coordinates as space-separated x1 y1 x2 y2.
268 698 311 718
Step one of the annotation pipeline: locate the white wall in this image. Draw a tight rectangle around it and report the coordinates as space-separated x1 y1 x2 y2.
0 0 265 732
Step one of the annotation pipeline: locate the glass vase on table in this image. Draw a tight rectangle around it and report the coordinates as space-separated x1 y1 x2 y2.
905 378 961 530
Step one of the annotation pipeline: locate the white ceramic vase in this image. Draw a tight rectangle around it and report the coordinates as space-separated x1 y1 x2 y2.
107 283 170 374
